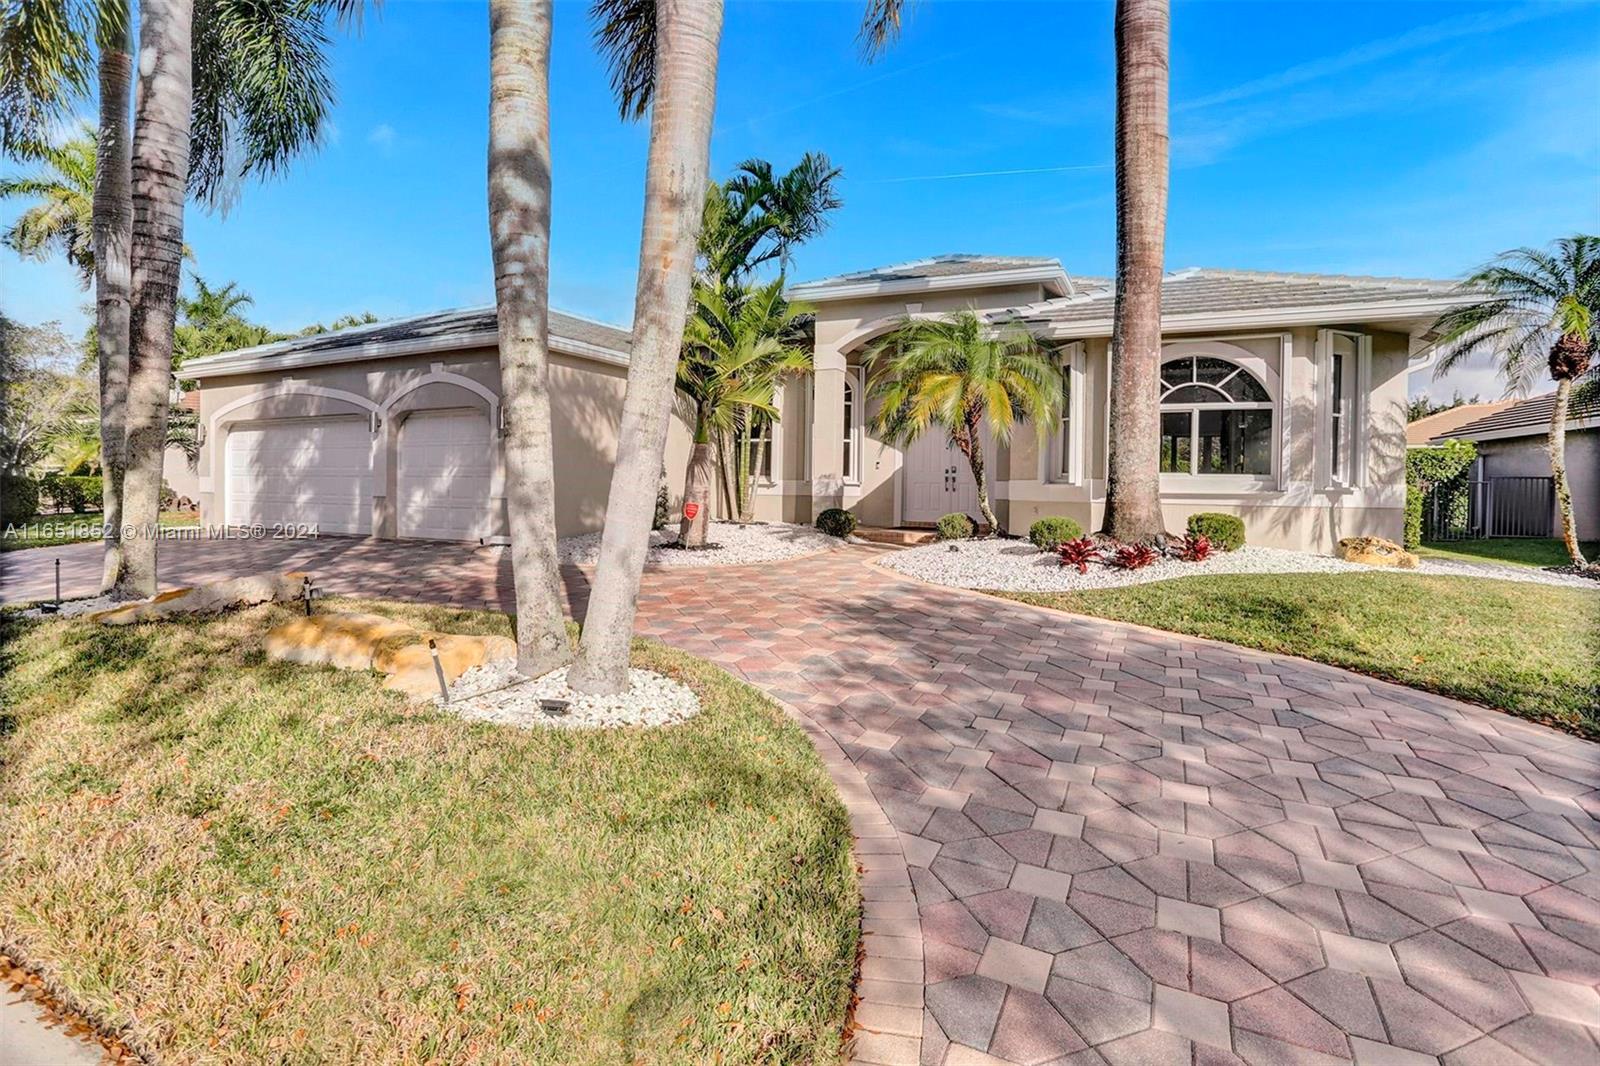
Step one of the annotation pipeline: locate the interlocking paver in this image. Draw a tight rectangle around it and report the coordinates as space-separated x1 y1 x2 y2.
15 539 1598 1066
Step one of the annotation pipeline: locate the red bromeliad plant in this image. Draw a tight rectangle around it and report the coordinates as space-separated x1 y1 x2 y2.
1057 536 1099 574
1180 533 1212 562
1113 542 1160 570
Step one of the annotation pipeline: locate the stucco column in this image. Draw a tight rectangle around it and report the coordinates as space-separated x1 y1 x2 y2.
810 344 847 515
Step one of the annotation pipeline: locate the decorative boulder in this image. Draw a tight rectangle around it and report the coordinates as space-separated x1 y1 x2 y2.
92 571 307 625
265 611 517 699
1336 536 1418 569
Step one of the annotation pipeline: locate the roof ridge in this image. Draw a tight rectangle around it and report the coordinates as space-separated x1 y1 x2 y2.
793 253 1063 288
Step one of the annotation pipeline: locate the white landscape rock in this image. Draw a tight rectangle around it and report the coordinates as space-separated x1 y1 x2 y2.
557 521 840 569
442 660 702 730
880 537 1599 593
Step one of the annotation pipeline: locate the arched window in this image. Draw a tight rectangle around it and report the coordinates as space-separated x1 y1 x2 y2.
1158 356 1274 477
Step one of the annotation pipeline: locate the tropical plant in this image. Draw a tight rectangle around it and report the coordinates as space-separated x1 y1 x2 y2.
865 311 1062 536
675 280 811 546
1428 236 1600 566
1403 440 1476 550
0 315 97 474
1101 0 1171 543
1113 542 1159 570
567 0 725 695
1180 532 1212 562
486 0 569 679
1057 536 1099 573
0 123 94 283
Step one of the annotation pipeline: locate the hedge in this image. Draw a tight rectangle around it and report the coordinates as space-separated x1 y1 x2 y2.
1404 440 1476 549
936 513 975 540
814 508 857 538
1186 512 1246 552
39 473 103 514
1 474 40 524
1028 516 1084 552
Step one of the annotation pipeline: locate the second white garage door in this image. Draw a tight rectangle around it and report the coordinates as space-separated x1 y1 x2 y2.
226 418 375 534
396 410 496 541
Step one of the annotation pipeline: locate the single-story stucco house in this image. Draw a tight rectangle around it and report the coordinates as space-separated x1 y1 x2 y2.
181 254 1471 552
1428 390 1600 541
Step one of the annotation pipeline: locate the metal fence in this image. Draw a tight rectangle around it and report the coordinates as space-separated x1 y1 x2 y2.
1426 476 1554 540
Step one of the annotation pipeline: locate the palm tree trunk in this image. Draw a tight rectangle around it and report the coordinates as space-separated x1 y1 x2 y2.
962 417 1001 535
111 0 192 599
1548 377 1586 567
95 9 133 592
678 410 713 547
742 422 765 524
1101 0 1169 544
568 0 723 695
489 0 571 677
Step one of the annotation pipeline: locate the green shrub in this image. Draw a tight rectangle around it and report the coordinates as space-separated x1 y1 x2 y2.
1 473 40 524
1404 440 1476 549
814 508 857 538
39 473 103 513
936 513 975 540
1027 516 1084 552
1186 512 1245 552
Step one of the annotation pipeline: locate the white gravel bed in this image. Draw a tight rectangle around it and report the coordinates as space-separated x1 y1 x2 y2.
18 592 148 619
442 660 701 729
557 520 841 568
880 538 1600 593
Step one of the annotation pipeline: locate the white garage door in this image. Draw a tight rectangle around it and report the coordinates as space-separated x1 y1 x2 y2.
226 419 374 534
396 410 496 541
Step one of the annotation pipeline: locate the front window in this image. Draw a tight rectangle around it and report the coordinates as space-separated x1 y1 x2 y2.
1158 356 1274 477
842 372 859 483
1329 332 1358 484
1057 369 1071 478
750 417 773 482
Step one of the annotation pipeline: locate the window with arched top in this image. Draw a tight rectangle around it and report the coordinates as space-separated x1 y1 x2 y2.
1158 356 1275 477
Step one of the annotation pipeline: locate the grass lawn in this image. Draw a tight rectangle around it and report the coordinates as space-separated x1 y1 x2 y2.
1417 537 1599 569
0 599 858 1063
998 573 1599 739
1 510 200 552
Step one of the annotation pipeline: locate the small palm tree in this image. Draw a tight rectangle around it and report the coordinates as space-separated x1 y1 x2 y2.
1429 236 1599 567
676 280 811 547
866 311 1062 536
1 125 95 285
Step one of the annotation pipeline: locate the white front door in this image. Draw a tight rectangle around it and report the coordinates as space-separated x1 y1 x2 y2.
225 418 374 534
901 429 981 525
396 409 496 541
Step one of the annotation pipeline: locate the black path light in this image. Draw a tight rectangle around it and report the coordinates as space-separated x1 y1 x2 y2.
39 558 62 613
427 639 450 703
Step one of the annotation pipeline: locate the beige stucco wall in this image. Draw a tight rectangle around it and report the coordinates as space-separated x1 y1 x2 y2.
195 346 695 540
1478 430 1599 541
162 445 200 505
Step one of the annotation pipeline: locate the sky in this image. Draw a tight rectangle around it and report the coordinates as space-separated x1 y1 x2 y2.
3 0 1598 402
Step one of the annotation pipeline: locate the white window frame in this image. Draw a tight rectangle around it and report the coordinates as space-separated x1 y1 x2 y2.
842 368 862 486
1047 342 1086 484
749 416 775 486
1318 329 1368 489
1156 350 1279 491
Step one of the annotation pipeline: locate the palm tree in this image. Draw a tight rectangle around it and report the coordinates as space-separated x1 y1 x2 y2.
566 0 725 696
1101 0 1170 543
1429 236 1599 567
0 125 95 283
487 0 570 680
866 311 1061 536
675 280 810 546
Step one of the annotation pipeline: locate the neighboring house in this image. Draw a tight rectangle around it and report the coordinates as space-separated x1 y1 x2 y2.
182 254 1470 551
1405 401 1513 448
1429 391 1600 541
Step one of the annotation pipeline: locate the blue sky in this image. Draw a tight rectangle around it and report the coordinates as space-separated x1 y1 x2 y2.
4 0 1598 400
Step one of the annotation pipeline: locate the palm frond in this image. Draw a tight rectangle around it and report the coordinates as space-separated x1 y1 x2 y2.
591 0 654 121
857 0 909 60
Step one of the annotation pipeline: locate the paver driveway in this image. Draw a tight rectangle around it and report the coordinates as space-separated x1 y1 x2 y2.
5 538 1600 1065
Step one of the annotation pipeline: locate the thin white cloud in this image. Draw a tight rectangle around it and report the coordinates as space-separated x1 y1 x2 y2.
367 123 396 151
1179 6 1555 114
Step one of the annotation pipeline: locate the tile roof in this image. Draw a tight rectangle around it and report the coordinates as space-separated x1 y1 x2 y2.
796 254 1061 287
1405 401 1516 446
1001 267 1463 329
1433 389 1600 441
193 307 631 367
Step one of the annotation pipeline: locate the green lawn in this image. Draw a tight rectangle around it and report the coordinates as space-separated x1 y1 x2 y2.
1 510 200 552
0 600 857 1063
1417 538 1599 569
998 573 1599 739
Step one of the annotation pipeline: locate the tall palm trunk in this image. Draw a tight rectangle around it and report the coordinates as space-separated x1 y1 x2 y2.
95 8 133 592
1101 0 1169 543
569 0 723 695
489 0 571 677
678 409 714 547
112 0 193 599
1548 376 1585 566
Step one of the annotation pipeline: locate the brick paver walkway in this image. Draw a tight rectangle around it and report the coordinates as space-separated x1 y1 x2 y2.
4 538 1599 1065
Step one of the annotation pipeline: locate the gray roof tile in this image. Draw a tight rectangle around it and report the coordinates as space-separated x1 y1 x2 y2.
796 254 1060 286
1434 390 1600 440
